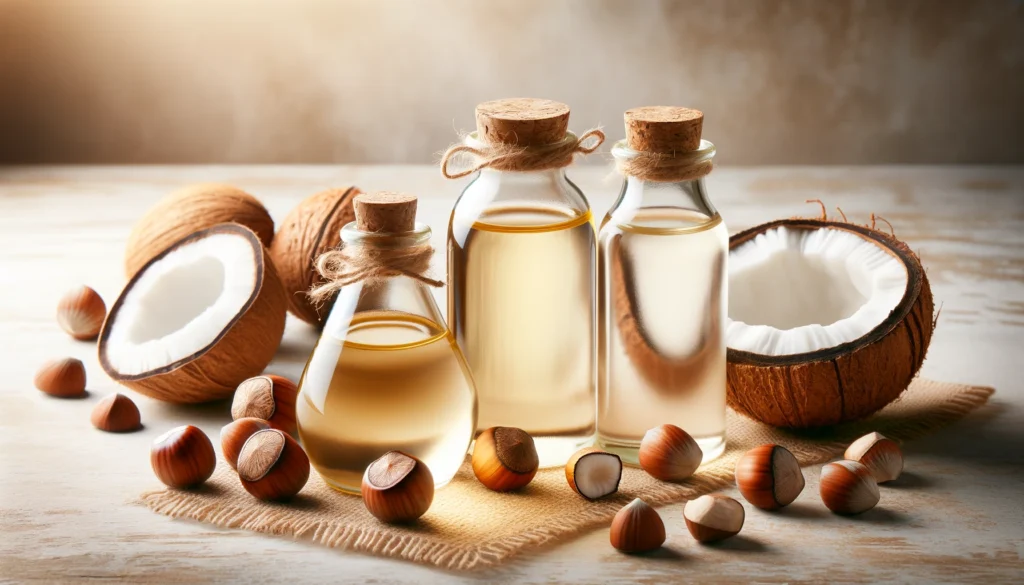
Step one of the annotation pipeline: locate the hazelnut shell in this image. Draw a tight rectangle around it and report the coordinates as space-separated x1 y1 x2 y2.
638 424 703 482
683 494 745 542
34 357 87 398
151 425 216 489
237 428 310 501
734 444 805 510
820 460 880 515
56 285 106 341
231 375 298 435
844 432 903 483
610 498 666 553
471 427 539 492
91 393 141 432
220 417 271 469
361 451 434 523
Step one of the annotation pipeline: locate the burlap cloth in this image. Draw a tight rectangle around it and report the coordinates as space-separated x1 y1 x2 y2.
139 378 992 570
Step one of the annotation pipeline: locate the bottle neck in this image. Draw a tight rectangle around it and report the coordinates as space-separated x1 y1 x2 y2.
607 141 718 226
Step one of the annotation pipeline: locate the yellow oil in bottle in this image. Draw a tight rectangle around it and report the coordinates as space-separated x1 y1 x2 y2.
449 205 596 467
296 310 476 493
597 207 727 464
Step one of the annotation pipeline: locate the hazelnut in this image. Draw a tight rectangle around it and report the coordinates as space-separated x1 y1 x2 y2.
237 429 310 501
844 432 903 483
472 427 539 491
683 494 745 542
361 451 434 523
34 357 87 398
609 498 665 553
90 393 141 432
735 444 805 510
151 425 216 489
820 460 880 515
565 447 622 500
231 375 298 435
220 417 271 469
638 424 703 482
56 285 106 341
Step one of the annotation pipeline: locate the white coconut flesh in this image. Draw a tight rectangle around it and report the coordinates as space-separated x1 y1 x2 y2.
574 453 622 499
727 226 909 357
103 232 259 376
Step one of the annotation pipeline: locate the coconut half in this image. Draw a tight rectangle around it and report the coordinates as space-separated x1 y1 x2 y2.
100 224 287 403
726 218 934 428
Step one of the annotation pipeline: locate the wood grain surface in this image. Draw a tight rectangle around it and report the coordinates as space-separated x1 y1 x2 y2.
1 165 1022 584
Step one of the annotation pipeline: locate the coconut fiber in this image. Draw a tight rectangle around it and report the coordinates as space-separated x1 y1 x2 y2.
139 378 992 571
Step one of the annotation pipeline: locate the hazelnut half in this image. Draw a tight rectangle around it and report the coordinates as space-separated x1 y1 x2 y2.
237 428 310 501
566 447 622 500
610 498 666 553
151 425 216 489
844 432 903 483
90 393 141 432
820 460 880 515
638 424 703 482
683 494 745 542
220 417 271 469
361 451 434 523
231 375 298 435
56 285 106 341
34 357 87 398
735 444 805 510
472 426 539 491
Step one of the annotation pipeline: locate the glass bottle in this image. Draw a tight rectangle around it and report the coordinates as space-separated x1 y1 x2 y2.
296 193 477 493
597 107 727 464
446 98 598 467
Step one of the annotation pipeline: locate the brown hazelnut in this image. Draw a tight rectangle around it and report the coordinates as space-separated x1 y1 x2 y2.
683 494 745 542
151 425 216 489
609 498 665 553
472 427 539 491
638 424 703 482
220 417 271 469
361 451 434 523
844 432 903 483
90 393 141 432
231 375 298 435
34 357 87 398
56 285 106 341
820 460 880 515
237 429 310 501
735 444 805 510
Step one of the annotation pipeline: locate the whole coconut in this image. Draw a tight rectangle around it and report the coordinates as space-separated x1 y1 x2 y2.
270 187 362 325
125 184 274 277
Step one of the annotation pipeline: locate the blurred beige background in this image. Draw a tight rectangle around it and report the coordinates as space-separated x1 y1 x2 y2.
1 0 1022 165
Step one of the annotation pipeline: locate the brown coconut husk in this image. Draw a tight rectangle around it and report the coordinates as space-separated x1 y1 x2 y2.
726 206 934 428
100 224 287 404
269 187 361 325
125 184 275 277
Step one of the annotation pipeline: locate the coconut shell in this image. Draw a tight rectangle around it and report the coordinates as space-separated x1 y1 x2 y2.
269 187 361 325
726 219 934 428
100 224 287 403
125 184 275 277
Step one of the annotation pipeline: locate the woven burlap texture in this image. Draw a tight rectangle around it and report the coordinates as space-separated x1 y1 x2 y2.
139 378 992 571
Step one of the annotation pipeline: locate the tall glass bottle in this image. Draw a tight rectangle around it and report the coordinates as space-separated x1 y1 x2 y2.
296 193 477 493
445 98 599 467
597 107 727 464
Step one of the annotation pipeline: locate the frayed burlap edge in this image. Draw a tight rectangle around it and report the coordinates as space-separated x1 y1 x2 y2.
137 382 993 571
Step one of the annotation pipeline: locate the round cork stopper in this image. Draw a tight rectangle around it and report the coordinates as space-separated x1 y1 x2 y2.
625 106 704 153
354 192 417 233
476 98 570 147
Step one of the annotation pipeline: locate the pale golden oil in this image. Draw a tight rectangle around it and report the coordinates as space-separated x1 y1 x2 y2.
296 311 476 493
597 207 728 463
449 205 596 467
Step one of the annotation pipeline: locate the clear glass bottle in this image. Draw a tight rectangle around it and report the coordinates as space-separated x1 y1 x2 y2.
296 194 477 493
597 108 727 464
446 98 598 467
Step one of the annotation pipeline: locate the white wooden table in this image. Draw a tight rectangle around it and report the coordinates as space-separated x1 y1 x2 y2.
1 165 1022 584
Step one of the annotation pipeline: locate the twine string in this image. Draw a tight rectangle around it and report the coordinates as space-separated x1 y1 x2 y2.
440 129 605 180
309 243 443 304
615 148 714 183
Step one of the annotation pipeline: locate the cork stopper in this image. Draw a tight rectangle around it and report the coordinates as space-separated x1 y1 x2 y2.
625 106 704 153
476 98 570 147
354 192 417 233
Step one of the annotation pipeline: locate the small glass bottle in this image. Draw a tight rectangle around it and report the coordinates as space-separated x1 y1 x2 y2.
597 107 727 464
445 98 600 467
296 192 477 493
